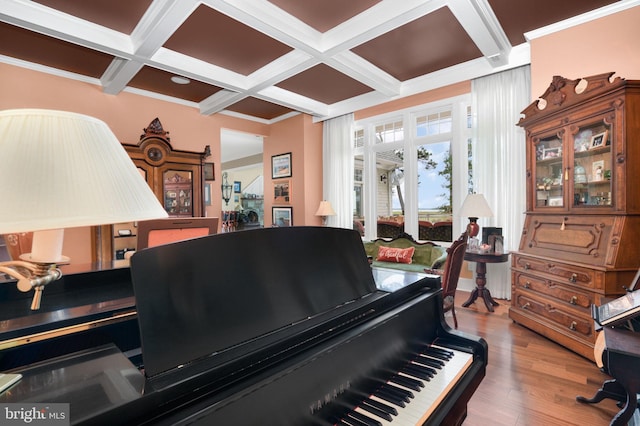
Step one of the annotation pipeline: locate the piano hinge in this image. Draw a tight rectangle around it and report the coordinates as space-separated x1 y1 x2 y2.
0 310 137 351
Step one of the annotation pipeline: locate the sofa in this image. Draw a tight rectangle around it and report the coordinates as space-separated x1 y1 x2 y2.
362 232 447 273
376 217 404 238
418 220 453 242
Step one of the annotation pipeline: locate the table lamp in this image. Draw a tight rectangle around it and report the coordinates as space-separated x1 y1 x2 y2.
459 193 493 238
0 109 168 310
315 200 336 226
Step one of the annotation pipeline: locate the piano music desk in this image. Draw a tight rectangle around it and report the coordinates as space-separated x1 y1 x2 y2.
462 251 510 312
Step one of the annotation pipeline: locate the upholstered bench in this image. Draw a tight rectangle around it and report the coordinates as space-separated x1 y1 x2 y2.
362 232 447 273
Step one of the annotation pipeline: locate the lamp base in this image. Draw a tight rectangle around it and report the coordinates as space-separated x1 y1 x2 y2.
0 259 64 310
467 217 480 238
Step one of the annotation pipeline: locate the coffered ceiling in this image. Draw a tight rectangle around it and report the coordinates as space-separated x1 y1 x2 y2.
0 0 631 123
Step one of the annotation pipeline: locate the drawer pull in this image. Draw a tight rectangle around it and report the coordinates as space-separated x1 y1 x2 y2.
521 302 531 310
569 321 577 331
570 296 577 305
524 263 530 270
524 281 531 289
569 273 577 283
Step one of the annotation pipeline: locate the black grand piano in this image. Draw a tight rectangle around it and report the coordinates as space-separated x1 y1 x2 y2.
0 227 487 425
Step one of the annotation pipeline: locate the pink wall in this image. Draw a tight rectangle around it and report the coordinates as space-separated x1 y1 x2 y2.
265 114 323 227
355 81 471 120
302 115 324 225
530 6 640 98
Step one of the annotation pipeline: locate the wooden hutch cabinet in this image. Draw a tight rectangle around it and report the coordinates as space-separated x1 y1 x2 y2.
96 118 210 263
509 73 640 359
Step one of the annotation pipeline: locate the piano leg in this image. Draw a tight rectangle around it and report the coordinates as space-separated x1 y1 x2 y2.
610 380 640 426
576 379 627 408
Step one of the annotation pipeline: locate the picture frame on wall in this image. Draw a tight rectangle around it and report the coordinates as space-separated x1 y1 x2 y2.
233 181 241 193
273 180 290 204
204 163 215 181
272 152 292 179
272 206 292 227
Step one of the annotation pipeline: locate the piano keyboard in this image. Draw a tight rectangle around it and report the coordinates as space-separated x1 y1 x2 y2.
328 345 473 426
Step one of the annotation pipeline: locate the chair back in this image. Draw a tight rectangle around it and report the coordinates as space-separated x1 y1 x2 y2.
441 231 468 297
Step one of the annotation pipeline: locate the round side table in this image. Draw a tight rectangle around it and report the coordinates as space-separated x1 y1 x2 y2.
462 251 510 312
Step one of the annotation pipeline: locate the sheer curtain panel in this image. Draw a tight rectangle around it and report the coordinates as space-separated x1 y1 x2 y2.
322 114 354 229
471 66 531 300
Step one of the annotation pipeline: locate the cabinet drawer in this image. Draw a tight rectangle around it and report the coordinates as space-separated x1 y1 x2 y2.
512 292 593 339
512 253 597 289
513 272 593 310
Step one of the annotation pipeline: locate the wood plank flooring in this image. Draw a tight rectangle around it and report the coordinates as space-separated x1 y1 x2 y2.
450 290 622 426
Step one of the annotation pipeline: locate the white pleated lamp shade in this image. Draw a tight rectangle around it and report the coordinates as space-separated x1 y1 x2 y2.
0 109 168 235
459 193 494 219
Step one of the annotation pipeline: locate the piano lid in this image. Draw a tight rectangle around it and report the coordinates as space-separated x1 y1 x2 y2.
130 226 379 378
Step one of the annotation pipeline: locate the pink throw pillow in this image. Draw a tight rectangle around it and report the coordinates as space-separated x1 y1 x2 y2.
376 246 415 264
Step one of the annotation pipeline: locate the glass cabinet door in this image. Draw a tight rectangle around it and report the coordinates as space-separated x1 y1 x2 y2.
163 170 193 217
571 120 612 207
534 134 564 208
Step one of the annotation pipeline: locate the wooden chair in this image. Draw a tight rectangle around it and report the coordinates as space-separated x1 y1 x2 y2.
426 231 468 328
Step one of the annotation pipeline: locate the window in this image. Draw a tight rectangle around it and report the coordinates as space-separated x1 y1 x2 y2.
354 95 470 242
375 121 403 143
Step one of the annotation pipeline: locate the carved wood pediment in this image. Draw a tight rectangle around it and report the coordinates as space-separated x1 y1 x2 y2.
518 72 624 127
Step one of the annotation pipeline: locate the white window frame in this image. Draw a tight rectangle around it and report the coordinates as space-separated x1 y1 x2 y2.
355 94 471 243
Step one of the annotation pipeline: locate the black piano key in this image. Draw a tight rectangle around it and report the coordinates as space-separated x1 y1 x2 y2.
389 374 424 390
360 397 398 416
346 410 382 426
340 415 369 426
423 346 454 359
358 402 393 422
380 382 413 400
373 388 406 407
410 361 437 375
413 355 445 369
401 364 434 380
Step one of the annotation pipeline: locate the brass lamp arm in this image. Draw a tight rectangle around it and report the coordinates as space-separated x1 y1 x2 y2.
0 260 62 310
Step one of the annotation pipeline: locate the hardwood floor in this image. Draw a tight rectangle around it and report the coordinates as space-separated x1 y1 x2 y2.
450 290 622 426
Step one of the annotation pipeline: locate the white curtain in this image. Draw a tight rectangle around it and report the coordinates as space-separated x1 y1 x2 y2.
322 113 354 229
471 65 531 300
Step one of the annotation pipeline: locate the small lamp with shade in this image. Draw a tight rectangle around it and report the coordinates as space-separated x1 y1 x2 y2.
459 193 493 250
315 200 336 226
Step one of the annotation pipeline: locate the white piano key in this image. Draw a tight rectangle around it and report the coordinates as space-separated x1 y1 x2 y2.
351 346 473 425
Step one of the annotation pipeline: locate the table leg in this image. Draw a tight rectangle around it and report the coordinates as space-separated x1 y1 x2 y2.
462 261 500 312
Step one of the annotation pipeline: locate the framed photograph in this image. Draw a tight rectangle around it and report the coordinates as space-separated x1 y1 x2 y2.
272 206 292 227
489 235 504 254
233 181 241 193
548 196 563 207
590 131 608 149
272 152 292 179
273 180 291 204
592 160 605 181
542 146 561 159
204 163 215 181
204 183 211 206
